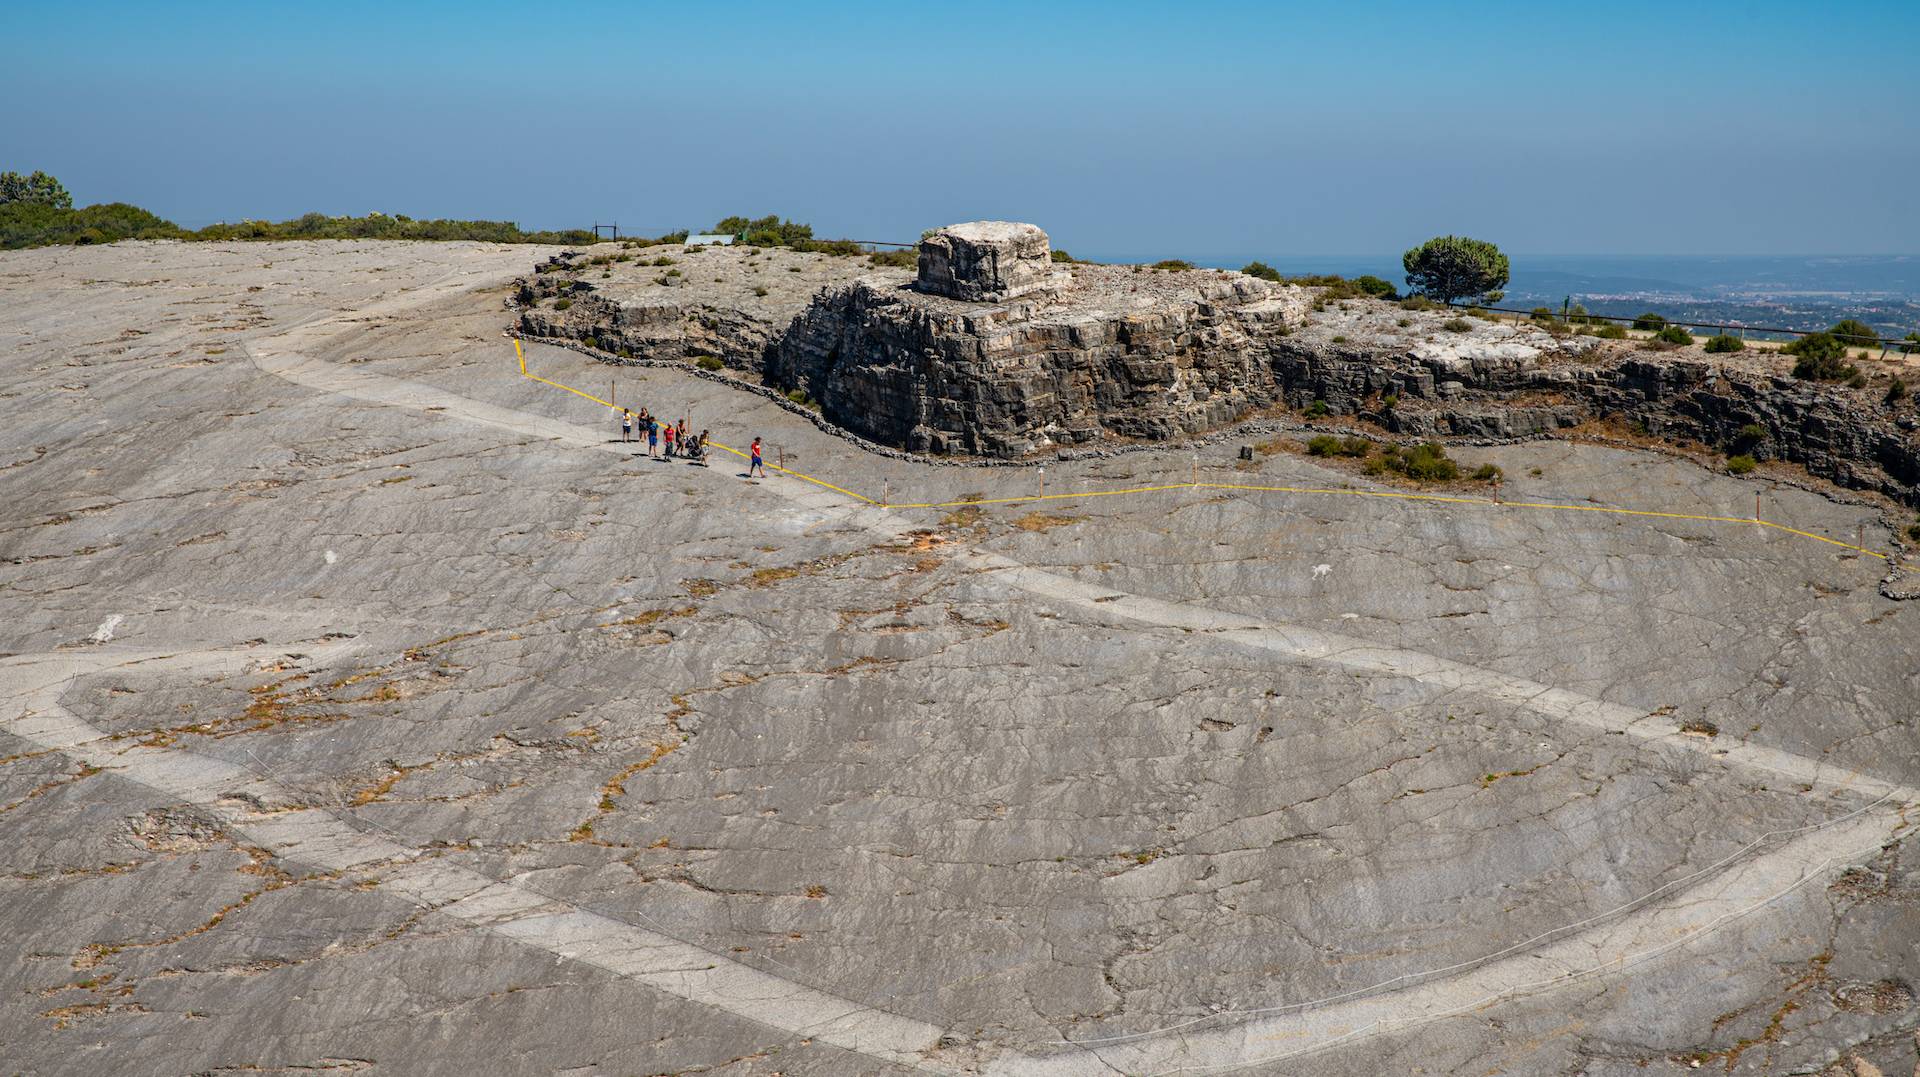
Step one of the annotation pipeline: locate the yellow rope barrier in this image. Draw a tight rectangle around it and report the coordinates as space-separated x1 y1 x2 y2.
513 340 1891 562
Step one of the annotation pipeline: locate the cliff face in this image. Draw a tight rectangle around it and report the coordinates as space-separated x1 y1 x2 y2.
511 240 1919 509
513 244 913 370
764 282 1919 504
1281 345 1920 501
767 268 1305 455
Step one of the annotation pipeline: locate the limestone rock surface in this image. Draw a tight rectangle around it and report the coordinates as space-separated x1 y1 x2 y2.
915 220 1055 302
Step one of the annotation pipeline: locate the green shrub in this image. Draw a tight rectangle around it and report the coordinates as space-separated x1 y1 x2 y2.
1887 377 1907 403
869 248 916 268
1632 312 1667 331
1786 333 1858 381
1470 463 1503 482
695 356 724 371
1730 423 1768 453
664 268 681 277
1306 399 1330 417
1529 307 1558 323
1241 261 1282 282
1353 274 1398 299
785 388 810 405
1152 259 1195 271
1848 372 1868 389
1592 323 1628 339
1372 442 1460 482
1398 295 1437 311
1902 332 1920 356
1381 393 1399 411
1306 435 1370 457
1703 333 1744 353
1396 317 1412 327
553 298 572 310
792 238 863 256
0 200 180 249
1828 319 1879 349
1726 454 1757 475
583 336 599 350
715 214 813 247
1655 325 1694 345
752 285 769 297
1442 317 1472 333
651 256 676 266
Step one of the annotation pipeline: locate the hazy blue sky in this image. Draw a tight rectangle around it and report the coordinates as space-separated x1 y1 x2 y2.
8 0 1918 258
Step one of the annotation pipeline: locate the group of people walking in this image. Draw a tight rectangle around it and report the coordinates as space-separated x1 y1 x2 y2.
621 407 710 464
618 407 768 478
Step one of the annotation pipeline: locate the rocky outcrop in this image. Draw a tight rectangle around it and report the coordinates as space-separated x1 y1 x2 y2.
511 233 1919 508
768 265 1305 455
915 221 1056 301
765 279 1918 503
513 244 912 372
517 280 783 367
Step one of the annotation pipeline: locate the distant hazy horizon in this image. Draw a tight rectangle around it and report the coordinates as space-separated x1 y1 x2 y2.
10 1 1918 257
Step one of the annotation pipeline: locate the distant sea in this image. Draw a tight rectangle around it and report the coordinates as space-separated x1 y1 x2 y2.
1089 253 1920 338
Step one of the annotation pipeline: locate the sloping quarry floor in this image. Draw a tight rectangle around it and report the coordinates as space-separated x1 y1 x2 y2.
1 241 1916 1076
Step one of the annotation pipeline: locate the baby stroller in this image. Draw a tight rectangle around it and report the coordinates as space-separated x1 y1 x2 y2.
683 432 709 466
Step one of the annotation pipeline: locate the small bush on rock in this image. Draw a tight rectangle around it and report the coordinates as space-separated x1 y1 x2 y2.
1241 261 1282 281
695 356 724 371
553 298 572 310
1786 333 1858 381
1153 259 1195 271
1306 435 1370 458
1368 442 1460 482
1726 454 1757 475
1730 423 1768 453
1633 312 1668 331
1592 323 1628 339
1306 399 1330 417
1703 333 1745 353
1442 318 1472 333
1655 325 1694 345
1353 274 1399 299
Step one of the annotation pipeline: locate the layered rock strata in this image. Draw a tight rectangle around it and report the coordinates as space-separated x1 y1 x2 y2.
915 220 1056 301
768 264 1305 455
512 234 1919 507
